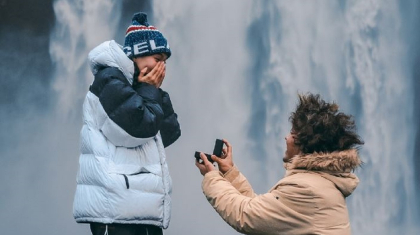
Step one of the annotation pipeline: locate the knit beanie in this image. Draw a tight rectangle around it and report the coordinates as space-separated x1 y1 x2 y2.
123 12 171 59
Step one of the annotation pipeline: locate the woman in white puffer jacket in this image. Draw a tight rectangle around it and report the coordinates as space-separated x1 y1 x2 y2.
73 12 180 235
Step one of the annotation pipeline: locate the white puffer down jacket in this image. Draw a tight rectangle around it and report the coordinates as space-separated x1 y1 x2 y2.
73 40 180 228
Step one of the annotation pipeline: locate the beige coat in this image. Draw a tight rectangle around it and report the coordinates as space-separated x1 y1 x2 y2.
202 149 361 235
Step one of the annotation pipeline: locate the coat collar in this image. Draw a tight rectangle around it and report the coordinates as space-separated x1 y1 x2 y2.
284 149 361 173
283 149 361 197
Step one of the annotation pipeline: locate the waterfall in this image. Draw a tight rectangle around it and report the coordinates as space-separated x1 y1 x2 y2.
39 0 418 234
49 0 122 118
343 1 417 233
154 0 418 234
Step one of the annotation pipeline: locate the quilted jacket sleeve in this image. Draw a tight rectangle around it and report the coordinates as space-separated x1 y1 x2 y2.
90 67 164 147
159 89 181 148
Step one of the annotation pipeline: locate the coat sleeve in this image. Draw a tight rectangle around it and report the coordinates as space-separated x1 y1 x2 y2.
202 170 315 234
159 89 181 148
90 67 164 147
222 165 257 198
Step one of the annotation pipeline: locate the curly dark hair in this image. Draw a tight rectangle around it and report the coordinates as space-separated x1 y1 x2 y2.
289 93 364 154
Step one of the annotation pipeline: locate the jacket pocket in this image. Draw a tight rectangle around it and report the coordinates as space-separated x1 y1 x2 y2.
120 168 152 189
122 174 129 189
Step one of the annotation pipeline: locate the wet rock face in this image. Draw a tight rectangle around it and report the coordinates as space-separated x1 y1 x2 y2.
0 0 55 35
0 0 55 140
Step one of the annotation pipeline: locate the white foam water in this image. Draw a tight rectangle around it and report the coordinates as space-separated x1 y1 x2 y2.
50 0 122 119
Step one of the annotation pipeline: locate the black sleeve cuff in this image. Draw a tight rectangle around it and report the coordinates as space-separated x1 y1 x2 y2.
159 89 175 118
161 114 181 148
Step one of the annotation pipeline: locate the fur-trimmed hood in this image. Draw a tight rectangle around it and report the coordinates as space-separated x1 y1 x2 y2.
284 149 361 197
285 149 361 172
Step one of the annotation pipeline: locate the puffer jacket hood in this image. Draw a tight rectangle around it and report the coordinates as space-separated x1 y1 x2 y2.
88 40 135 84
285 149 361 197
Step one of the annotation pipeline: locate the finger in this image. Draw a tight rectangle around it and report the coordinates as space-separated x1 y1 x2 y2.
156 61 163 70
195 160 204 168
220 148 227 159
150 62 164 80
158 65 165 87
159 70 165 87
147 62 161 77
195 157 205 166
195 162 207 175
161 62 166 73
211 155 221 164
144 64 163 86
160 65 165 78
200 152 211 165
156 63 164 79
139 67 148 78
223 139 232 155
162 65 166 76
201 153 216 172
156 61 164 73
